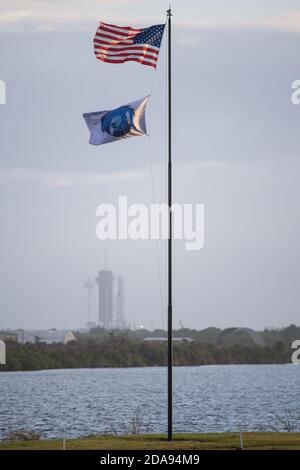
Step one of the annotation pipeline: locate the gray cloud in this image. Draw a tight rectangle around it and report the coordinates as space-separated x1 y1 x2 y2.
0 167 145 187
2 1 300 33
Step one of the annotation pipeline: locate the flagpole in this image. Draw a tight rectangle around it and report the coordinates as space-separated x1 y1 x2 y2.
167 7 173 442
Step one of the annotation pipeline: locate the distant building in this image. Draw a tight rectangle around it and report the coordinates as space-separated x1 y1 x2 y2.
144 337 194 343
0 331 18 342
94 251 127 329
217 327 266 347
17 329 77 345
115 276 125 329
95 270 114 329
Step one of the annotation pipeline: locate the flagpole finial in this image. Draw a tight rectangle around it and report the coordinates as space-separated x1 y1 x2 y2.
167 7 172 17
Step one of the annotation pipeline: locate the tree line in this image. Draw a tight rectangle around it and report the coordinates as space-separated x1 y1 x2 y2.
1 334 292 372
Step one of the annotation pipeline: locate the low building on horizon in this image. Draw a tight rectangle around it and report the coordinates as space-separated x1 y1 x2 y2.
17 329 77 345
0 331 18 342
143 337 194 343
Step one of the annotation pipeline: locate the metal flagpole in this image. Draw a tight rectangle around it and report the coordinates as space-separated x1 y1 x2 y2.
167 7 173 442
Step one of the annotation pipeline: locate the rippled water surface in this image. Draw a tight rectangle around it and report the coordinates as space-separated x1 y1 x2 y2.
0 365 299 438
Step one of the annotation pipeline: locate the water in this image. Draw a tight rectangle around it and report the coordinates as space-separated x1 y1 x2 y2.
0 365 299 438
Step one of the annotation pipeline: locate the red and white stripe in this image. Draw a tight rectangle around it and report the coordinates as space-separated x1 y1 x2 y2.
93 22 160 68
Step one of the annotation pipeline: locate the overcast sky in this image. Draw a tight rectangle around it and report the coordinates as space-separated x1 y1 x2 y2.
0 0 300 331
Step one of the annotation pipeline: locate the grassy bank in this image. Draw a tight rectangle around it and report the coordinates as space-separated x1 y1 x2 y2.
1 433 300 450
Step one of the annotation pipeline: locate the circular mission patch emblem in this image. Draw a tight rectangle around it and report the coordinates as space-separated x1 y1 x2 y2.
101 105 135 138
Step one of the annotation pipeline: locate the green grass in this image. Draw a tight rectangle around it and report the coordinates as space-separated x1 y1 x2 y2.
1 433 300 450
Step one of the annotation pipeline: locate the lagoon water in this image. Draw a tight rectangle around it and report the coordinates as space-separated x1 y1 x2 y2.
0 365 299 439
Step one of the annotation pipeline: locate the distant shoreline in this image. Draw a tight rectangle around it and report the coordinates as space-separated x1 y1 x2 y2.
0 362 293 374
1 325 297 372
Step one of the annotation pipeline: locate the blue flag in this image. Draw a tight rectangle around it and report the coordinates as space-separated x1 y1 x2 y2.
83 96 149 146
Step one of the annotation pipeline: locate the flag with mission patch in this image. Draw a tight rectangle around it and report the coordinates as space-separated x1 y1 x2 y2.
83 96 149 146
94 22 165 68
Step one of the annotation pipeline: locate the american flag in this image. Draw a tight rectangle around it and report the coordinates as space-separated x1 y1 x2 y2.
93 22 165 69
